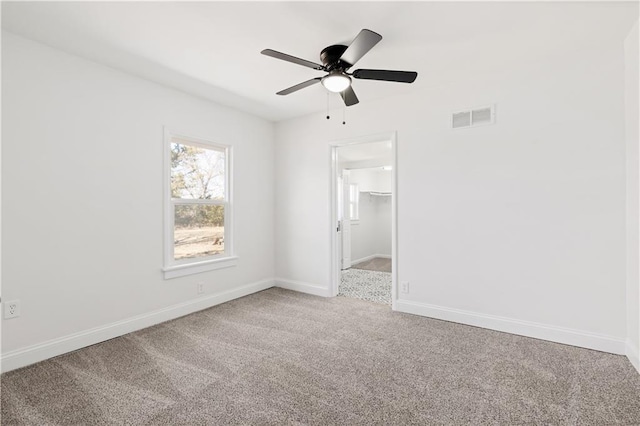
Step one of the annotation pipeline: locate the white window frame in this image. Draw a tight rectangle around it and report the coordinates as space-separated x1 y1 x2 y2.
162 128 237 279
349 183 360 222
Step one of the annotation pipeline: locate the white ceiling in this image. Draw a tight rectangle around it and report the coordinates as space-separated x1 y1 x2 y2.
2 2 637 122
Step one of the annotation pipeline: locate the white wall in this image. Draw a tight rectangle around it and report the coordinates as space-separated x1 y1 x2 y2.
1 33 275 369
349 168 392 263
350 191 379 263
275 42 628 353
351 193 392 262
375 170 393 194
349 168 392 193
625 20 640 372
376 194 392 257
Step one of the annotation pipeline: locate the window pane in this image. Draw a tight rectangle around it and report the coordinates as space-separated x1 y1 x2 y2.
174 204 225 260
171 142 225 200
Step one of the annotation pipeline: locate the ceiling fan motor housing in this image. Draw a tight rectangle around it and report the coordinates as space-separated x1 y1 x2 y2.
320 45 351 71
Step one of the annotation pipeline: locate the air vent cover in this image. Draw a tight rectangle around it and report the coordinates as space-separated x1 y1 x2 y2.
452 105 495 129
452 111 471 129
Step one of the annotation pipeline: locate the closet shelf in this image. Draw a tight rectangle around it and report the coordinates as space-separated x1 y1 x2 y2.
360 191 392 196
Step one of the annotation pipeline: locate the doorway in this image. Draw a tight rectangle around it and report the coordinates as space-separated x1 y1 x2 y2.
330 133 397 309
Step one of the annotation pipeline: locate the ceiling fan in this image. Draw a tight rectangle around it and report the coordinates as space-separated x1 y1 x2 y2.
261 29 418 107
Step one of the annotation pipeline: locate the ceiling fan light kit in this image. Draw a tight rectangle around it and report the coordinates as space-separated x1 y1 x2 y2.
261 29 418 107
321 71 351 93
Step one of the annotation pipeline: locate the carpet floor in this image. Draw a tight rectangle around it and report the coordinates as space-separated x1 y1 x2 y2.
351 257 392 273
2 288 640 425
339 269 392 305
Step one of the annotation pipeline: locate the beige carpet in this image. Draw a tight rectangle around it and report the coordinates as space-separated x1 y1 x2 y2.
2 288 640 425
351 257 392 273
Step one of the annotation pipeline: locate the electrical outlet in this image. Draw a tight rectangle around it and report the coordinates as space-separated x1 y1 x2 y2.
400 281 410 294
197 282 204 295
4 300 21 319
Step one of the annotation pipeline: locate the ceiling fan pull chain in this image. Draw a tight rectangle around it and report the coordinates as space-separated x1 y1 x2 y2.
343 107 346 125
326 93 330 120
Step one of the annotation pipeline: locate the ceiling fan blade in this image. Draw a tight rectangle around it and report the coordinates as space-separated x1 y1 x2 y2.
340 86 359 106
261 49 325 70
339 29 382 67
352 69 418 83
276 78 322 96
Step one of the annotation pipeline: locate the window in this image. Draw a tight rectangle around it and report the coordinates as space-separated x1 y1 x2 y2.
163 130 236 279
348 183 359 221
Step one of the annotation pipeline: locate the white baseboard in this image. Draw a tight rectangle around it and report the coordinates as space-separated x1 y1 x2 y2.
351 254 376 265
1 279 275 373
351 253 392 265
275 278 332 297
627 340 640 374
395 299 626 355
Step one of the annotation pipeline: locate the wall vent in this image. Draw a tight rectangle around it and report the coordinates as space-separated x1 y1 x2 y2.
452 111 471 129
452 105 495 129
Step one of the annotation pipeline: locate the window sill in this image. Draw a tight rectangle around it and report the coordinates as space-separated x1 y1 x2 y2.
163 256 238 279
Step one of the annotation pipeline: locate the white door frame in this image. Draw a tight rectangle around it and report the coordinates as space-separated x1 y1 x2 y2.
329 131 398 310
340 169 352 270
